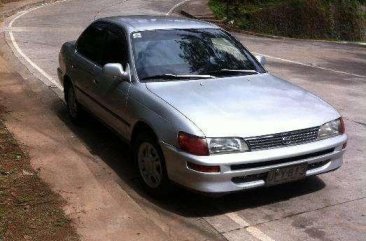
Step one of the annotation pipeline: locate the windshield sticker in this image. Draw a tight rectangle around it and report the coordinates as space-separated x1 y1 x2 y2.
133 32 142 39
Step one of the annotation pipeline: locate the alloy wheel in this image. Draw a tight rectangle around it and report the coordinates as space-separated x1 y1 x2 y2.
137 142 163 188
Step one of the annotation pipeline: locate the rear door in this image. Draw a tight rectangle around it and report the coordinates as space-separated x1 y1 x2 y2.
91 24 131 137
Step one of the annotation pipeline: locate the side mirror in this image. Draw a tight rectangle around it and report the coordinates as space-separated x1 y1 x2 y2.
103 63 130 82
255 55 267 66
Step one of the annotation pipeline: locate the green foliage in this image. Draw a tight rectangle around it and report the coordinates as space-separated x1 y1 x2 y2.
209 0 227 18
209 0 366 41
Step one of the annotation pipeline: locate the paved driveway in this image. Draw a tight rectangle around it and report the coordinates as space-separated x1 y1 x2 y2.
3 0 366 240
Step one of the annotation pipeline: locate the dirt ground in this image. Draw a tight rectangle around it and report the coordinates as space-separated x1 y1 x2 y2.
0 48 79 241
1 1 79 239
1 0 23 3
0 113 80 241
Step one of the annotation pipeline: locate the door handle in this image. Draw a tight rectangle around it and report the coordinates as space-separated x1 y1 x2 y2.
92 79 99 85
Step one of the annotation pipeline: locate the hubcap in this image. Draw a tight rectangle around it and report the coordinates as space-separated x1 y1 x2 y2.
68 87 78 118
137 142 163 188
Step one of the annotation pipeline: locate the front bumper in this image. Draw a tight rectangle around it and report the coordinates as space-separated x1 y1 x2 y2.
161 134 347 193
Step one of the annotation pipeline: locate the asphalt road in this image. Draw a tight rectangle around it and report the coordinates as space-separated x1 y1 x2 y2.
2 0 366 240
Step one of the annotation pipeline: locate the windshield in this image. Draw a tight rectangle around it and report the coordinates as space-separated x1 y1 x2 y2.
131 29 265 81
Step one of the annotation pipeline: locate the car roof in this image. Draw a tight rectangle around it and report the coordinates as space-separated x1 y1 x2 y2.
99 15 219 33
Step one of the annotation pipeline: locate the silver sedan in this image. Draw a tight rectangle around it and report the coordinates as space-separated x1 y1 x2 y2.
57 15 347 196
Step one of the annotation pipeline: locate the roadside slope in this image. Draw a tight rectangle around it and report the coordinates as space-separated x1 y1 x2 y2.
0 1 225 240
0 39 174 240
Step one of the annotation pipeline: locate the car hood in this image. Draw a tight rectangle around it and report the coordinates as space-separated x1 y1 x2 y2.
146 74 340 137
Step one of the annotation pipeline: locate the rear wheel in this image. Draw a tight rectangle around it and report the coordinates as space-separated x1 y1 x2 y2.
65 84 83 123
134 132 171 197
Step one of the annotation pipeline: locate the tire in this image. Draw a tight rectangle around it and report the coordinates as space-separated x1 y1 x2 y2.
65 83 84 124
133 132 171 197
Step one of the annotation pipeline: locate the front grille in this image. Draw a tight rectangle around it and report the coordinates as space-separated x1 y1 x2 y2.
246 126 319 151
230 148 334 171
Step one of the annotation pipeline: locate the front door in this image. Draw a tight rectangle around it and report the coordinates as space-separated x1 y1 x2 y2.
91 25 131 138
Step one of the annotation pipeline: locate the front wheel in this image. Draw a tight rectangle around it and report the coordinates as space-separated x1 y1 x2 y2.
134 132 171 197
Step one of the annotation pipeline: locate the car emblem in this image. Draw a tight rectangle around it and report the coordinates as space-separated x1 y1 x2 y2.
282 136 293 145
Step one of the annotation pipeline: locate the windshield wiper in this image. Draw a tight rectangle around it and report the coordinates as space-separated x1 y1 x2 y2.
205 69 258 76
221 69 258 73
141 74 215 81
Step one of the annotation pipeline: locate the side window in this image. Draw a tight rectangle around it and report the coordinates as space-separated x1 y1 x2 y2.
76 24 106 65
102 27 128 67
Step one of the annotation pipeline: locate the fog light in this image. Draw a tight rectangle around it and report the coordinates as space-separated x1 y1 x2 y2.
187 162 220 173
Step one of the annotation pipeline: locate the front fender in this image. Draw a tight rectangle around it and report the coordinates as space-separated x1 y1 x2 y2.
126 84 205 147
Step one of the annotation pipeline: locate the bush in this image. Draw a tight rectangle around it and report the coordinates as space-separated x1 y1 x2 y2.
210 0 366 41
331 0 365 40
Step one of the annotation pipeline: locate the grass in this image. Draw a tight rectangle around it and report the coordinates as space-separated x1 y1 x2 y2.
209 0 366 41
0 106 79 241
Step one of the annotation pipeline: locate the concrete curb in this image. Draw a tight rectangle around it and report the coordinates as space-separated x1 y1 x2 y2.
180 8 366 48
0 0 57 22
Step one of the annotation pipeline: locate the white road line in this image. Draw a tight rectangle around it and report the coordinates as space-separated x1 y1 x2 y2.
246 227 276 241
254 52 366 78
5 26 81 32
7 0 191 91
226 212 250 228
225 213 275 241
166 0 191 15
7 1 66 90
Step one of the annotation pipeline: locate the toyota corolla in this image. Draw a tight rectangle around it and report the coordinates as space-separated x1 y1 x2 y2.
58 16 347 195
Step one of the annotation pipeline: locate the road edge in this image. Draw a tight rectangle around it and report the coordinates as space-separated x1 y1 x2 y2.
2 0 66 99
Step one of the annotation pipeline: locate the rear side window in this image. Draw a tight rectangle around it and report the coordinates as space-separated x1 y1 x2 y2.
77 24 106 65
102 28 129 67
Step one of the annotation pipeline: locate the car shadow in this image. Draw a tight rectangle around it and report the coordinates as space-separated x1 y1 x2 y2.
54 102 326 218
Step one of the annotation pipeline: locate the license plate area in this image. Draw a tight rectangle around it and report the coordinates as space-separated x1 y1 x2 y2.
266 163 308 186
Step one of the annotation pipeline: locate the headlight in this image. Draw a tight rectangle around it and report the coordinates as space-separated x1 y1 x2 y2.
318 118 345 140
178 132 249 156
207 137 249 154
